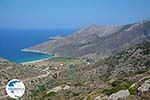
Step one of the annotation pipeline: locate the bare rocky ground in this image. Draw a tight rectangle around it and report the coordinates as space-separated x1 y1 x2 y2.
0 41 149 100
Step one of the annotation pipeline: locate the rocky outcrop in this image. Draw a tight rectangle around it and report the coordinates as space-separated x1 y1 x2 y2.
47 85 72 94
138 79 150 92
108 90 130 100
94 94 108 100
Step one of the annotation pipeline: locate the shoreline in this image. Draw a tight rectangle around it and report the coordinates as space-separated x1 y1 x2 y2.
21 57 52 64
20 49 55 64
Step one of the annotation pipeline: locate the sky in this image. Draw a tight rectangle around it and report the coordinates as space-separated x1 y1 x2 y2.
0 0 150 29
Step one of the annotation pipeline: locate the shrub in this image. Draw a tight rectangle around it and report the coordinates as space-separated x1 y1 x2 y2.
72 92 80 96
45 92 57 97
102 80 133 95
111 80 122 87
102 89 113 95
129 87 137 95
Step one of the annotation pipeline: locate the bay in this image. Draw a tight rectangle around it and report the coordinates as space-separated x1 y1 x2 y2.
0 29 74 63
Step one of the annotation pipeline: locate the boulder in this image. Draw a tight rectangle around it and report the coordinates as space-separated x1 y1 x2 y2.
47 86 62 93
94 96 102 100
63 85 71 90
108 90 130 100
47 85 71 94
138 79 150 92
94 94 108 100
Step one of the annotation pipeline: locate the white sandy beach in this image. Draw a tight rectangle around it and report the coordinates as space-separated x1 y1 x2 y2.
21 57 52 65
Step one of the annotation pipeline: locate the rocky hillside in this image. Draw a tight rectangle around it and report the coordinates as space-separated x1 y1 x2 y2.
0 41 149 100
29 41 150 100
23 20 150 58
0 58 47 99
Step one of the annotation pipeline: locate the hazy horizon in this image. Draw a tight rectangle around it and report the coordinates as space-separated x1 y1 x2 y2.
0 0 150 29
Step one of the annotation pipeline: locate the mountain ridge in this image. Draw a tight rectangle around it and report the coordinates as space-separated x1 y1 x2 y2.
22 20 150 59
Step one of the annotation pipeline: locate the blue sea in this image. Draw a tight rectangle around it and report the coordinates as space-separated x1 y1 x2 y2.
0 29 75 63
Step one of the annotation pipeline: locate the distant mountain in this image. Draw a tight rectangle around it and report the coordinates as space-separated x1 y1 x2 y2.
23 20 150 59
